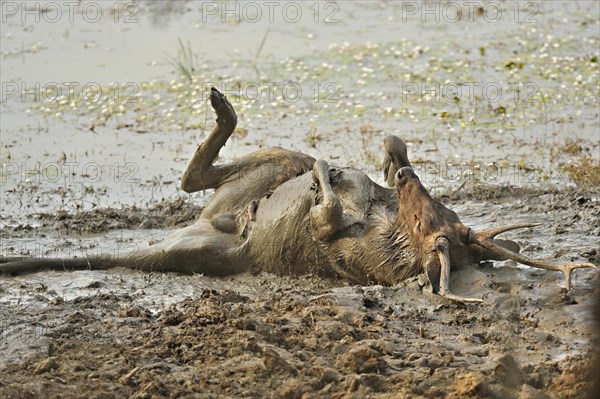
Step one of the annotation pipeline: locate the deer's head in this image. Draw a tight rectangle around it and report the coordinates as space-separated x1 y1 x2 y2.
394 167 596 302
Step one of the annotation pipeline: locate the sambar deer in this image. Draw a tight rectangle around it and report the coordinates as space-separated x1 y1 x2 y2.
1 88 596 302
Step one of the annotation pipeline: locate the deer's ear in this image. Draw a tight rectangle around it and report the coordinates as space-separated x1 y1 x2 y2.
459 225 471 244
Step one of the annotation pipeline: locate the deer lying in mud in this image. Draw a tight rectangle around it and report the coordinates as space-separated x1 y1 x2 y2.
1 88 596 302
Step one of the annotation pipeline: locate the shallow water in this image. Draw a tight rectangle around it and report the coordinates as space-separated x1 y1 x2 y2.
0 3 599 396
2 1 599 218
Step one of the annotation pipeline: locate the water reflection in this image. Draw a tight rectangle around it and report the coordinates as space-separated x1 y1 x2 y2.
143 0 189 29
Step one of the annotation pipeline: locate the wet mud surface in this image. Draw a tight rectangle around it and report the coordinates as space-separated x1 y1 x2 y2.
1 1 600 398
1 188 599 399
0 272 597 399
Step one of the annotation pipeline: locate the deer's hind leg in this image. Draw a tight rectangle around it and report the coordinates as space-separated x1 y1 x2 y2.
181 88 239 193
310 160 343 241
309 160 370 283
383 136 412 187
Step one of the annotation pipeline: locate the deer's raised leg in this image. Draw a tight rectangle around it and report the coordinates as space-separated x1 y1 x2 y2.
310 160 343 241
181 88 238 193
383 136 412 187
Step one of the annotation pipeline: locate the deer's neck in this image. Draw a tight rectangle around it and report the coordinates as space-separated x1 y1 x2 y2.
359 209 422 285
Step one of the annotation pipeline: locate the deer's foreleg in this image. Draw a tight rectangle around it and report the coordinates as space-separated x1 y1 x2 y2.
383 136 412 187
181 88 238 193
310 160 343 240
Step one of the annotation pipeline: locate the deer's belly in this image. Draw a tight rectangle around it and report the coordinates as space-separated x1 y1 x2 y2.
247 174 331 275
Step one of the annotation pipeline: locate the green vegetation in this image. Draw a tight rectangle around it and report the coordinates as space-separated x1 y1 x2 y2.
165 38 197 83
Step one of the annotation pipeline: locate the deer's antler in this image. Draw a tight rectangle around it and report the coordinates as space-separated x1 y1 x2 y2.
469 224 597 290
436 237 483 303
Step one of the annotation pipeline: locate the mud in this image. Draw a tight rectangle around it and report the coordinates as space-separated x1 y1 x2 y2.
1 0 600 397
2 198 201 239
1 187 599 399
1 272 599 399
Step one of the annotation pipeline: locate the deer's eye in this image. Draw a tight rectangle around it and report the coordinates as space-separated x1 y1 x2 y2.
412 215 422 233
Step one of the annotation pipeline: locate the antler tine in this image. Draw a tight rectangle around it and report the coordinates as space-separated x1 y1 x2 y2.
477 223 543 240
436 237 483 303
470 230 597 290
